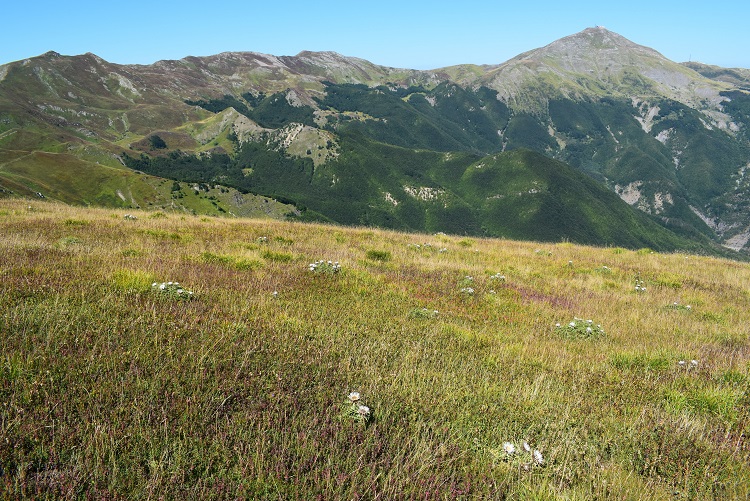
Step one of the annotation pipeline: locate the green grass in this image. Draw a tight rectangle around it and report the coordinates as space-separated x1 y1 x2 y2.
0 150 295 219
1 198 749 499
365 249 391 262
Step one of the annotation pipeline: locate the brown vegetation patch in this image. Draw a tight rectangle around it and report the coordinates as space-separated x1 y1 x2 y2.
507 283 577 310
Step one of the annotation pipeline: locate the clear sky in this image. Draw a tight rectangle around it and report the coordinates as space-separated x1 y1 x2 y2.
3 0 749 69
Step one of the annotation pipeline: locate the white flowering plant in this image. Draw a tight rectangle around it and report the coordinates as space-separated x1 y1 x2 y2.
408 243 430 249
677 359 699 370
555 318 605 339
459 275 476 296
666 302 692 312
151 281 195 300
340 391 372 424
490 440 545 468
634 276 647 293
309 260 341 275
410 307 439 319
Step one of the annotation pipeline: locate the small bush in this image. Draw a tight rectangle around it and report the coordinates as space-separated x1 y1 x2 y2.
64 218 89 226
699 311 725 324
555 318 606 339
365 249 391 262
273 236 294 245
653 273 683 289
57 236 81 246
309 260 341 274
409 307 439 319
717 369 747 386
202 252 263 270
233 258 264 270
201 252 233 265
663 388 740 421
610 353 670 371
113 269 156 293
262 250 294 262
144 229 181 240
121 248 142 257
151 281 195 300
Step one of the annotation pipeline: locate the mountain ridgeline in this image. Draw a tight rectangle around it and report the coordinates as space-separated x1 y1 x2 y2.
1 27 749 255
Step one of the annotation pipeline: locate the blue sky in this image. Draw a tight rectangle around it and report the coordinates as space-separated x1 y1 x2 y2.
3 1 749 69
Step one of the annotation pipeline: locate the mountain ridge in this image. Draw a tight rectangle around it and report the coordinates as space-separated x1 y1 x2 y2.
1 28 742 116
1 28 749 256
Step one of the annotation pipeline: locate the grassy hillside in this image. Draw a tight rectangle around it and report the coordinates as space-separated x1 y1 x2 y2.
0 150 295 219
125 135 721 255
4 50 750 250
1 199 748 499
179 81 750 249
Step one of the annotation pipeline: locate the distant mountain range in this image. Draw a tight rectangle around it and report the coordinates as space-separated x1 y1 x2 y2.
2 27 749 255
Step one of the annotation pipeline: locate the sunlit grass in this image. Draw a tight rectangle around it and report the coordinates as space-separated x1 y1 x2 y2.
1 198 748 499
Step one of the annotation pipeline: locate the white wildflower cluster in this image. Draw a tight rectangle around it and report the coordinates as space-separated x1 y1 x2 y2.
678 359 699 370
438 248 448 253
123 214 137 220
634 277 647 293
599 265 612 274
497 440 545 467
489 273 506 282
341 391 372 424
257 236 268 243
410 307 439 319
309 260 341 274
667 301 692 311
459 275 476 296
407 242 434 250
151 281 194 300
555 318 605 339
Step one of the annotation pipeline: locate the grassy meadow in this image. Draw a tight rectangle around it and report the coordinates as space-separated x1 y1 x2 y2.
1 198 749 499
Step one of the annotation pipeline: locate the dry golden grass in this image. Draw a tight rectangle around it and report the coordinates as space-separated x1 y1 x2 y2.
1 199 748 499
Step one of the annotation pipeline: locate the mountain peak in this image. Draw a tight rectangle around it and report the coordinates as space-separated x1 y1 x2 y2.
475 25 732 113
577 25 629 39
515 26 667 71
